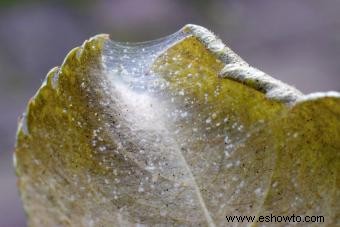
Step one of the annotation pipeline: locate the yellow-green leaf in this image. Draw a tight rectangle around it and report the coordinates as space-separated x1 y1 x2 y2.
15 25 339 226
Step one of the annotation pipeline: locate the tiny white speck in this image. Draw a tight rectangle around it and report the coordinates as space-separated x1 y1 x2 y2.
179 90 185 96
226 163 233 169
254 187 262 196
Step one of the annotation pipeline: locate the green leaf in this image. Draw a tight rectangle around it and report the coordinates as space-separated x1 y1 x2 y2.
15 25 339 226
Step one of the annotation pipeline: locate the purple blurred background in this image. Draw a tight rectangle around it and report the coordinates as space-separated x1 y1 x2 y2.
0 0 339 226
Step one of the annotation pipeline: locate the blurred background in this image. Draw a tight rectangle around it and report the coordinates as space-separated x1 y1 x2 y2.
0 0 339 226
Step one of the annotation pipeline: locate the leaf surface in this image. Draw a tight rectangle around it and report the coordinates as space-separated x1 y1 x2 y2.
15 25 340 226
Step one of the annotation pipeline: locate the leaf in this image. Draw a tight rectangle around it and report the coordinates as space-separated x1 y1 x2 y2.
15 25 340 226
